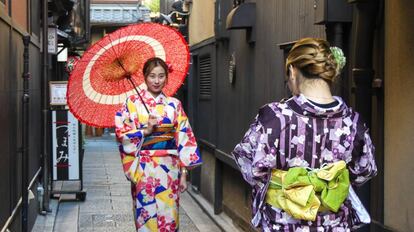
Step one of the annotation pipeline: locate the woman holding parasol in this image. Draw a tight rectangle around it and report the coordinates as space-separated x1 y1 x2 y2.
115 57 201 231
66 23 201 231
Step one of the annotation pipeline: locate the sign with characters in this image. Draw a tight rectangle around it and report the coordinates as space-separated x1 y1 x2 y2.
48 27 58 54
52 110 80 180
50 81 68 106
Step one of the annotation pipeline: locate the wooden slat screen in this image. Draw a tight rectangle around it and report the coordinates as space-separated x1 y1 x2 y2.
199 56 212 99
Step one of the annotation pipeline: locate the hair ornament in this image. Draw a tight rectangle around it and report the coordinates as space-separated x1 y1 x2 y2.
330 46 346 71
166 62 174 73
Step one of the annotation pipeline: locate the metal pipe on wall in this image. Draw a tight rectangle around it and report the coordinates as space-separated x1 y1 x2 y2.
349 0 379 126
22 35 31 232
326 22 346 97
41 0 51 213
326 22 353 101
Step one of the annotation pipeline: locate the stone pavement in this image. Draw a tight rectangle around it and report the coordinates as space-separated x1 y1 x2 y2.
32 134 223 232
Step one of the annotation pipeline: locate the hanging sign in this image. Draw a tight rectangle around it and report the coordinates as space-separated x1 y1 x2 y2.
49 81 68 106
48 27 58 54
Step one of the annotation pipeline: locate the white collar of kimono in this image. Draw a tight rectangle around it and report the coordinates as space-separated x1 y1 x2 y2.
139 83 167 104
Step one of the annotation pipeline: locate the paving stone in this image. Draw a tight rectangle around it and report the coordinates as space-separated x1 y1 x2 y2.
83 192 110 199
78 214 93 228
109 191 130 197
81 226 131 232
53 202 78 232
31 225 45 232
78 227 94 232
111 201 133 211
83 185 110 191
91 213 134 224
179 211 200 232
92 216 116 227
79 200 112 213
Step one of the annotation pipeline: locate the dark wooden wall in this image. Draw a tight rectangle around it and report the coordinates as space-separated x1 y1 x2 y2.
0 3 42 230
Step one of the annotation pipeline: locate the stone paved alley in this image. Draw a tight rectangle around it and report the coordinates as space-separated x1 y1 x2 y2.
32 134 238 232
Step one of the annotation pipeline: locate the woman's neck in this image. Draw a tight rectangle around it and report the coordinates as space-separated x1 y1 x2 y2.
299 79 334 104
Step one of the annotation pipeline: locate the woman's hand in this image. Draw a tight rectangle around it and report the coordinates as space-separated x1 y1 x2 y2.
180 168 188 192
144 114 158 136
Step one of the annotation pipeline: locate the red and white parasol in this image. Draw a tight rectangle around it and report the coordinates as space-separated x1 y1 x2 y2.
67 23 190 128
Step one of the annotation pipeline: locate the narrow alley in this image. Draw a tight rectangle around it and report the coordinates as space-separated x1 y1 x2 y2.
32 134 226 232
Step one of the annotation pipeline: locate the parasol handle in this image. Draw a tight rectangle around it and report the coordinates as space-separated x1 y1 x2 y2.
126 76 150 114
116 58 150 114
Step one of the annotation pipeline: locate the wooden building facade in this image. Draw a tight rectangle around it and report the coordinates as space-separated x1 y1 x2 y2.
0 0 43 231
0 0 90 231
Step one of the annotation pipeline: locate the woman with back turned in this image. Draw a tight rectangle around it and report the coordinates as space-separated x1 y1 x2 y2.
232 38 377 231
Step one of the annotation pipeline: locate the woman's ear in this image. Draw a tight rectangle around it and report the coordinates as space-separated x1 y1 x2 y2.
289 65 295 80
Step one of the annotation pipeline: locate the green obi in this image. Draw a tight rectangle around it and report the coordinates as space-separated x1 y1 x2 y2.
265 161 350 221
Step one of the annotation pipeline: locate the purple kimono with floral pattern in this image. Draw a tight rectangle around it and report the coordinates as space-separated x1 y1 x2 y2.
232 95 377 232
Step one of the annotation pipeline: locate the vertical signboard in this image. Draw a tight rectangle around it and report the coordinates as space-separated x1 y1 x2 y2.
52 110 80 180
48 27 58 54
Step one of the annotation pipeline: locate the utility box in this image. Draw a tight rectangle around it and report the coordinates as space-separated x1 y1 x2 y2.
314 0 353 24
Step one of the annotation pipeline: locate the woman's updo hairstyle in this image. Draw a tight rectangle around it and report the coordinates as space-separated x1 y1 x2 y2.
286 38 342 84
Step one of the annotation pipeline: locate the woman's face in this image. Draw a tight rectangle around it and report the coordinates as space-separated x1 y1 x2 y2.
145 65 167 95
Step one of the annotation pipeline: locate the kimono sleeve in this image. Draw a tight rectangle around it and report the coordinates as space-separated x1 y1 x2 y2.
175 101 202 168
115 97 145 182
232 114 270 187
349 122 378 186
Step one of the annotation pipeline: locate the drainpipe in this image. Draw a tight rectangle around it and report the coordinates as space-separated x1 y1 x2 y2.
349 0 379 126
314 0 352 100
22 35 31 232
325 22 345 48
348 0 379 231
326 22 348 98
41 0 51 213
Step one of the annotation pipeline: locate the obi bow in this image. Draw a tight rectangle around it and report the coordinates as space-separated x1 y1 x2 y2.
265 160 350 221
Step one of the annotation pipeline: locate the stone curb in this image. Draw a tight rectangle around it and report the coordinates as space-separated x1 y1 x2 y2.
186 185 243 232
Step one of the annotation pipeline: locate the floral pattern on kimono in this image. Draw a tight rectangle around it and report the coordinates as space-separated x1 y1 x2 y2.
115 84 202 231
232 94 377 231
